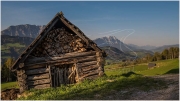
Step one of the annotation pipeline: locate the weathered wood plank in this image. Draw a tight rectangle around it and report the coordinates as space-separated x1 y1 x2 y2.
25 64 46 70
59 67 63 85
25 68 49 75
80 65 99 72
77 61 97 67
85 74 99 79
56 68 59 87
79 70 99 78
27 73 49 81
79 69 98 76
48 65 52 87
27 79 50 86
77 56 96 62
29 84 51 89
25 51 96 64
96 52 102 57
24 55 96 69
75 63 79 83
79 74 99 81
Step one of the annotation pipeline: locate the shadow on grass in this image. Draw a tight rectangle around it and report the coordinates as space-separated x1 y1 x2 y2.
121 71 142 77
18 72 167 100
164 68 179 74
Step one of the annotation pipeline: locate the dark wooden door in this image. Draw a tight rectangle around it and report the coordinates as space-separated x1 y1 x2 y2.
50 64 77 87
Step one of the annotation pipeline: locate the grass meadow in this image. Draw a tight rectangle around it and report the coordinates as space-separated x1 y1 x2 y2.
1 59 178 100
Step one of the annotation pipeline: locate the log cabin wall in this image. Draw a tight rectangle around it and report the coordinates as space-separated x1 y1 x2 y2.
16 27 105 93
18 51 104 93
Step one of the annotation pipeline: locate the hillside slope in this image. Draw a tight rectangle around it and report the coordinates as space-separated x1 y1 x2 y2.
1 35 34 64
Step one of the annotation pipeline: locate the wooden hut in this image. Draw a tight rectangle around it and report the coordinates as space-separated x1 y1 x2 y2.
148 63 156 69
11 11 106 93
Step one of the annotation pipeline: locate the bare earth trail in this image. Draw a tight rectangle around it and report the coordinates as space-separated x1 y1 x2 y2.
104 74 179 100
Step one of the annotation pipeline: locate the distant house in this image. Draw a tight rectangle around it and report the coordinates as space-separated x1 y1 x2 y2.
148 63 156 69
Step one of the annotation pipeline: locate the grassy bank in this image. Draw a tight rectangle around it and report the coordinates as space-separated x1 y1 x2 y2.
18 73 167 100
1 81 18 91
2 59 178 100
105 59 179 76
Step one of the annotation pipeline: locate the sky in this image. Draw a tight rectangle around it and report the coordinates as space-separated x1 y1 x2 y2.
1 1 179 46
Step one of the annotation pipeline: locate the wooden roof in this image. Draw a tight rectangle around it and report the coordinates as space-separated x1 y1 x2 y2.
11 11 105 71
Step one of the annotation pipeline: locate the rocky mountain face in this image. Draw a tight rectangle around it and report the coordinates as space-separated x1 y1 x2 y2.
1 24 45 38
100 46 134 61
93 36 138 52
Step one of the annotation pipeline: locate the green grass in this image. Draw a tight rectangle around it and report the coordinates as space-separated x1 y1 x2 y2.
1 81 19 91
3 59 178 100
105 64 148 76
18 73 167 100
1 43 25 52
105 59 179 76
138 59 179 76
5 43 25 47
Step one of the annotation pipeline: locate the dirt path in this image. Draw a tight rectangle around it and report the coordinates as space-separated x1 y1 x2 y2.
130 74 179 100
104 74 179 100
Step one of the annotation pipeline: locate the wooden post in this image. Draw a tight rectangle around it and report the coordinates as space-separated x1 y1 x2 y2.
75 63 79 83
48 65 52 87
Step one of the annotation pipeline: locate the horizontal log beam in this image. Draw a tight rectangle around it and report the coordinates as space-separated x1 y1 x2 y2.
79 70 99 78
79 69 99 76
85 74 99 80
25 68 49 75
29 84 51 89
25 64 46 70
25 56 97 69
27 79 50 86
80 65 99 72
27 73 49 81
25 51 96 64
77 61 97 67
77 56 96 63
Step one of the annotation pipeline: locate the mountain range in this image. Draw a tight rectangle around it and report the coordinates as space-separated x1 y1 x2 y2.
1 24 179 64
127 44 157 50
1 24 45 38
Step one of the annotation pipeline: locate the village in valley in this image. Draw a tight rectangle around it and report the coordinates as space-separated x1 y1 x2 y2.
1 1 179 100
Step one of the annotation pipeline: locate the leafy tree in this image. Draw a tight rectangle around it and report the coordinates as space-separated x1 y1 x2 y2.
1 57 15 82
162 49 169 60
169 47 174 59
154 52 162 61
145 53 153 62
173 47 179 58
1 64 9 82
